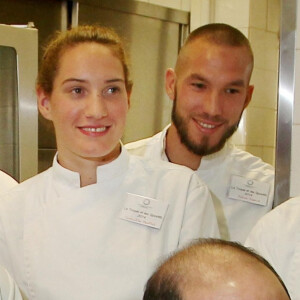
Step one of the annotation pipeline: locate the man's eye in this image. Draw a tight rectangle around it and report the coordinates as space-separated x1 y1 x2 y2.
192 83 205 89
226 88 239 94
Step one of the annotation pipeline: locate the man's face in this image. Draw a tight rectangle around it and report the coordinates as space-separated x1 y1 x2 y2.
166 39 254 156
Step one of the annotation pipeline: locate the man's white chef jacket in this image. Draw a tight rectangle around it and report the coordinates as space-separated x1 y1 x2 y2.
126 125 274 243
245 197 300 300
0 266 22 300
0 147 219 300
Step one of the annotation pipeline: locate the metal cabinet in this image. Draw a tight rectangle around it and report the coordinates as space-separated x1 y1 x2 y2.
0 24 38 181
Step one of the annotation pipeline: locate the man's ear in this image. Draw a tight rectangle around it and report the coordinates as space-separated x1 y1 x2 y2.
244 85 254 109
37 87 53 121
165 68 176 101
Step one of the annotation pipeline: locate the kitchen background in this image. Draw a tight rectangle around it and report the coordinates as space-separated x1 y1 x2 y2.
2 0 300 206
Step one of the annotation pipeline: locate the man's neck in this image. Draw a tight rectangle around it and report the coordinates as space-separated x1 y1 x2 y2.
165 124 202 171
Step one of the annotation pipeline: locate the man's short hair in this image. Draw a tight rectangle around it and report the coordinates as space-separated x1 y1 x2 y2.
143 238 290 300
186 23 252 49
175 23 254 74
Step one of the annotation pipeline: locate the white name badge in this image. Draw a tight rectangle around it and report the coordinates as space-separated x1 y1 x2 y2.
120 193 169 229
228 175 270 206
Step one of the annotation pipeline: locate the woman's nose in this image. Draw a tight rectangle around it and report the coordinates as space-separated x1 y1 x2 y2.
85 94 108 119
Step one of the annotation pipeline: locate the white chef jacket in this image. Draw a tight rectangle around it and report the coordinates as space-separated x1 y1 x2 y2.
0 147 219 300
0 266 23 300
245 197 300 300
126 125 274 243
0 173 20 299
0 171 17 193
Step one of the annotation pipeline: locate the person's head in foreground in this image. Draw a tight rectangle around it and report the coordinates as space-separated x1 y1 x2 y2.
37 25 132 186
143 238 290 300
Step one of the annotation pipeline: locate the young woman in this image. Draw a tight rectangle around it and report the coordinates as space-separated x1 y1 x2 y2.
0 25 219 300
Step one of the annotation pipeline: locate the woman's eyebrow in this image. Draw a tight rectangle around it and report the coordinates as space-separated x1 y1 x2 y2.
62 78 87 84
105 78 125 84
61 78 125 84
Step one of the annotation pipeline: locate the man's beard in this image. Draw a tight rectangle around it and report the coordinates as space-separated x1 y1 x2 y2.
171 95 241 156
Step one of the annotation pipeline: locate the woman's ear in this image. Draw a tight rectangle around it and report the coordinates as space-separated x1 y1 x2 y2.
165 68 176 101
37 87 53 121
126 86 132 109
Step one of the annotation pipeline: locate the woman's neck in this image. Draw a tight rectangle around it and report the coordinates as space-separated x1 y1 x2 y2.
57 144 122 187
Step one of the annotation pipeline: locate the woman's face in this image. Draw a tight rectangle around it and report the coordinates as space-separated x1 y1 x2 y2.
38 42 129 168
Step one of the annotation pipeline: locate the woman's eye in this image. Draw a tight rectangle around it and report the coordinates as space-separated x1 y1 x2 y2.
72 87 83 94
107 87 119 94
103 86 122 97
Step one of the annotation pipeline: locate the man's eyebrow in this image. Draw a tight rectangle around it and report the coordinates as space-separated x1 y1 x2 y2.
189 74 246 87
189 73 207 81
229 80 246 87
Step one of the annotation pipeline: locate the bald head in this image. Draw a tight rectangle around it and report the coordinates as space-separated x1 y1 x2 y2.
143 239 290 300
175 23 254 78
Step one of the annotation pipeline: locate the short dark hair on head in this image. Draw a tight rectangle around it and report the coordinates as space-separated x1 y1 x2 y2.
143 279 181 300
175 23 254 76
186 23 252 50
143 238 291 300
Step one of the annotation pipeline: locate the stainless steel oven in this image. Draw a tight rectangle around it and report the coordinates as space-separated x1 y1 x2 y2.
0 23 38 182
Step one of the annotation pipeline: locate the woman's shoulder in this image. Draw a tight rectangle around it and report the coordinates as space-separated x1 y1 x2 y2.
0 167 53 209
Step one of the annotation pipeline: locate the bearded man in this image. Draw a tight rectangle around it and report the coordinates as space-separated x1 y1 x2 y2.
126 23 274 243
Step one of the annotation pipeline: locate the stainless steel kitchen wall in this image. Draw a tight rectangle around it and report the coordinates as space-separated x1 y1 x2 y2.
0 24 38 182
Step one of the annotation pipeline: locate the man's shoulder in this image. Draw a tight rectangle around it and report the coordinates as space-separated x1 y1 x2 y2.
128 155 209 195
228 145 274 174
200 144 274 180
268 197 300 220
259 197 300 235
246 197 300 247
125 131 163 156
129 153 193 176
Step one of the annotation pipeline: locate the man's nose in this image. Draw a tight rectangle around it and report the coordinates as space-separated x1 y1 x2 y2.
202 90 222 116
